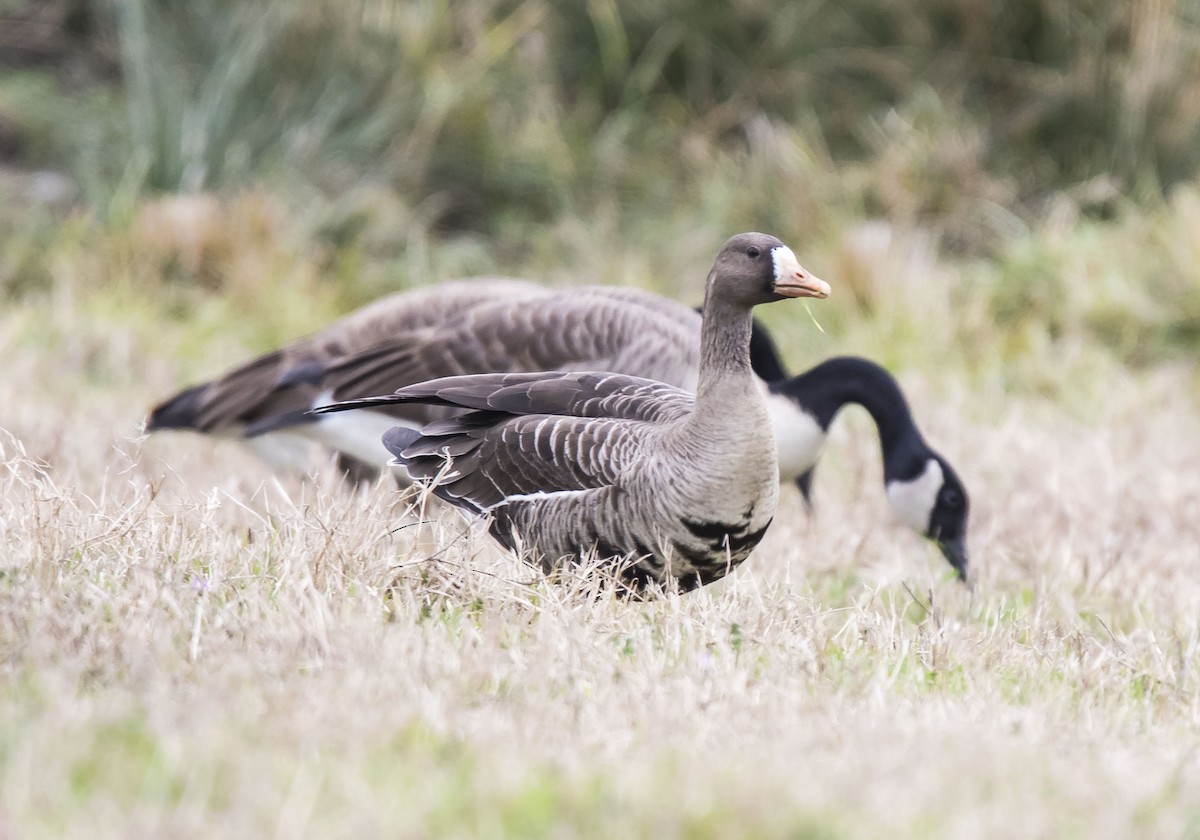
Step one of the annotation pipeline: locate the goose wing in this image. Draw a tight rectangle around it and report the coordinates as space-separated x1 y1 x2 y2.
311 289 702 405
316 371 693 513
147 278 541 433
147 349 298 432
316 370 693 423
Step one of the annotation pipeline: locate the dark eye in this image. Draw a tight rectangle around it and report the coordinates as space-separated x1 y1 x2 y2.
746 245 761 259
942 488 962 509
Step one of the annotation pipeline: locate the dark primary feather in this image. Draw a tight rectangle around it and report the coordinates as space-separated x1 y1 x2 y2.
146 349 297 432
276 356 329 388
146 382 211 431
313 370 694 424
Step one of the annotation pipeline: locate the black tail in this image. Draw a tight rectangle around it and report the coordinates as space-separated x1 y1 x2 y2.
146 383 211 431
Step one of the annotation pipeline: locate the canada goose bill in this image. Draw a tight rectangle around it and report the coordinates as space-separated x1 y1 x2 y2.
770 246 830 299
939 536 970 585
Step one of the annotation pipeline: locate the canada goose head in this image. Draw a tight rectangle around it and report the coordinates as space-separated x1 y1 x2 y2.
707 232 830 307
885 453 971 582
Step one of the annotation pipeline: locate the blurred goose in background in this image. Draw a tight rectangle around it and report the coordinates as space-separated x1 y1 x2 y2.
146 278 547 472
747 330 970 579
148 248 969 580
314 232 830 590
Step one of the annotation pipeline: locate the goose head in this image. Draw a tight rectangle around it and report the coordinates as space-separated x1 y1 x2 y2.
706 232 830 307
884 453 971 582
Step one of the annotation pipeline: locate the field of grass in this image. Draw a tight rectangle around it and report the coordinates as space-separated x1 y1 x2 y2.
2 196 1199 837
2 0 1200 836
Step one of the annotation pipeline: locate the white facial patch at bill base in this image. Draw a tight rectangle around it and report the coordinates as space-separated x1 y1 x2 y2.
770 245 803 282
885 458 944 535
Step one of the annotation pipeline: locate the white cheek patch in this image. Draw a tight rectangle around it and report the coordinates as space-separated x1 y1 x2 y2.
770 245 802 282
763 391 826 482
885 458 944 535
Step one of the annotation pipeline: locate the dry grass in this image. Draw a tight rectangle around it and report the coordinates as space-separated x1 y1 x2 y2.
3 235 1200 838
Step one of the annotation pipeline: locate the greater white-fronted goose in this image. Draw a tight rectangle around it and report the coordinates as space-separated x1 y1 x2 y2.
316 232 830 591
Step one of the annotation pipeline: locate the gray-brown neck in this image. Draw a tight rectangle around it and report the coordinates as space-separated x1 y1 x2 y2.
676 272 779 498
696 277 756 400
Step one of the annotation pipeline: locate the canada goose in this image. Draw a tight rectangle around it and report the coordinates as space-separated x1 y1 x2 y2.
315 232 830 591
763 357 969 578
746 328 970 579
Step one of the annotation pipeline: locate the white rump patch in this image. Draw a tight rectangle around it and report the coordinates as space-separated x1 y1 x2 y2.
885 458 944 535
303 389 419 468
245 431 326 474
770 245 802 282
764 392 826 482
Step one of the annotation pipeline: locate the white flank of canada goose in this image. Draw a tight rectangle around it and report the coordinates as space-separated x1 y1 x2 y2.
762 388 828 481
315 232 830 591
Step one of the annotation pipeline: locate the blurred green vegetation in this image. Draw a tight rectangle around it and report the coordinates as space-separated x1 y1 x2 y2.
0 0 1198 391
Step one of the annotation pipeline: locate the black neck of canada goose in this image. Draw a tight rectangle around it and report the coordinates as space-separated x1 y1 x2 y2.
770 357 928 483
